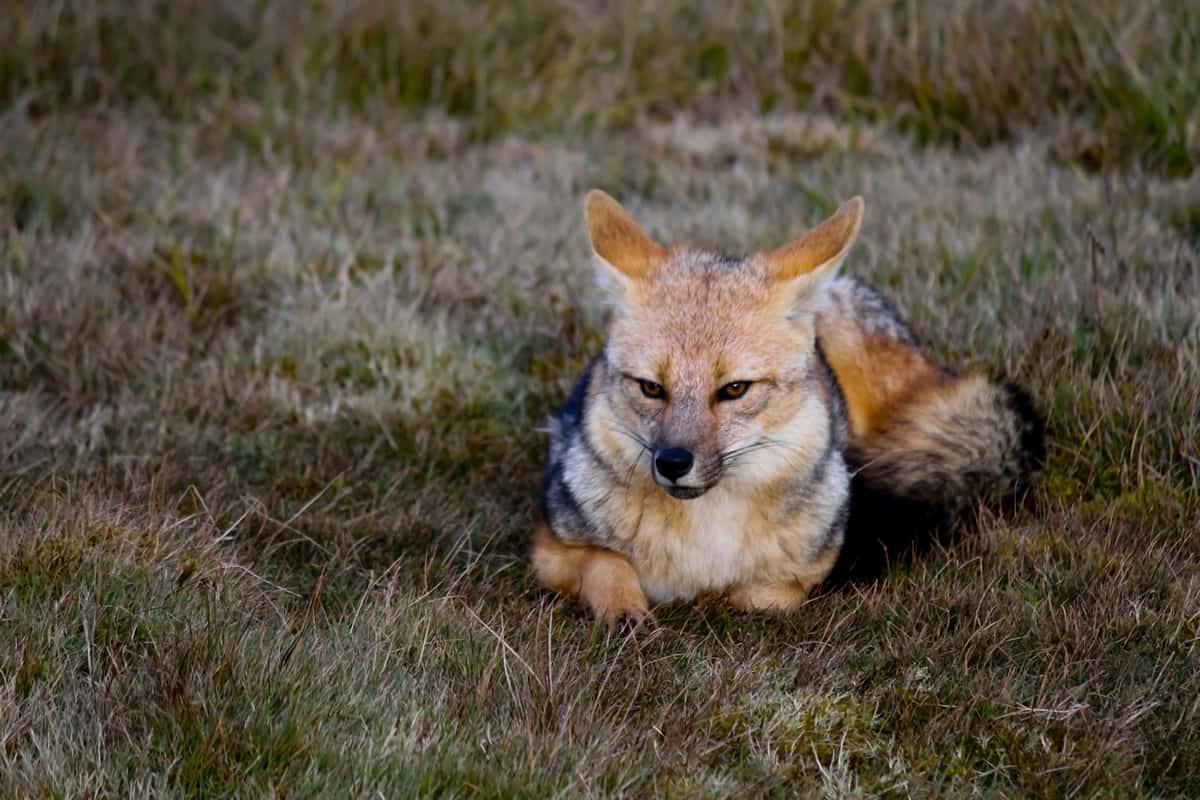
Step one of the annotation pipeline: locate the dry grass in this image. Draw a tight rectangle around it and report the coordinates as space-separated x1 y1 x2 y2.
2 2 1200 797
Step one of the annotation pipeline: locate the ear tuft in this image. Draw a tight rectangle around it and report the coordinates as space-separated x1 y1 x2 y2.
584 190 667 281
763 196 864 283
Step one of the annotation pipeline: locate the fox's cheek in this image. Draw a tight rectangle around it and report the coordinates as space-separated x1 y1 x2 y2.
629 399 665 426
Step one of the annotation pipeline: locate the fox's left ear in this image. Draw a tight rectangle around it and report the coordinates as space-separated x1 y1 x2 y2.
762 196 864 305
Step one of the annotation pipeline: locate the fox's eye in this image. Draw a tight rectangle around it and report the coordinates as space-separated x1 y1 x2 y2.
716 381 752 401
638 380 665 400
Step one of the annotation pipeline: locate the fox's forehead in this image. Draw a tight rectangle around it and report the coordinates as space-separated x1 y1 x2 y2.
645 249 771 301
634 251 776 318
608 251 805 383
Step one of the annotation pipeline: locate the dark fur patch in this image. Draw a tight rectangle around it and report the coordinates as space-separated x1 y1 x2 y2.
813 340 849 452
781 430 837 518
541 459 592 541
772 342 853 554
822 468 950 586
813 493 851 559
999 379 1047 485
541 357 601 542
556 356 598 430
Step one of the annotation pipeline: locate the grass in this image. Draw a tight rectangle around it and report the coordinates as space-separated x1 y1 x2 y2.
2 1 1199 796
3 1 1199 174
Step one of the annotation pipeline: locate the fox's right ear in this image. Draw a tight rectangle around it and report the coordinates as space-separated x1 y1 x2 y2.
584 190 666 294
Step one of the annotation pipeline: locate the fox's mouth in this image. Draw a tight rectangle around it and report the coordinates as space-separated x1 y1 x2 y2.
662 484 709 500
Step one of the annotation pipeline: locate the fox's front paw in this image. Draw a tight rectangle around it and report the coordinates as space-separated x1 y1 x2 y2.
580 553 652 633
595 601 655 634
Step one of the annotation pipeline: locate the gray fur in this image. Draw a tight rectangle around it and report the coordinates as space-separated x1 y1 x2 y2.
823 275 920 345
848 377 1045 510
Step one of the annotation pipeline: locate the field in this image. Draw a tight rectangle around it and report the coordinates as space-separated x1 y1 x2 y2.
2 1 1199 796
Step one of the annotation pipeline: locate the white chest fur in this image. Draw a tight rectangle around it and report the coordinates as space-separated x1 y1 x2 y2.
625 487 751 602
605 483 833 604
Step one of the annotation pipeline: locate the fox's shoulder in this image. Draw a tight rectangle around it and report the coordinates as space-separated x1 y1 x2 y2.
818 276 917 345
547 355 601 459
542 354 624 548
814 276 946 437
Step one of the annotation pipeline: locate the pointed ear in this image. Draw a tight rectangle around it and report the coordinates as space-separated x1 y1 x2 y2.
762 196 864 302
584 190 667 282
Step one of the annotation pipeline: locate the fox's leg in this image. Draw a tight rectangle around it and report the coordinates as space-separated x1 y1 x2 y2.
531 521 650 630
727 581 817 613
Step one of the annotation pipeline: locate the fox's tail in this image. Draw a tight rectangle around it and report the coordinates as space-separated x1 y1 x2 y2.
849 373 1045 510
832 373 1045 580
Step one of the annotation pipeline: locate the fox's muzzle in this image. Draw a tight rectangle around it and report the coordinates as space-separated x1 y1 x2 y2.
652 446 712 499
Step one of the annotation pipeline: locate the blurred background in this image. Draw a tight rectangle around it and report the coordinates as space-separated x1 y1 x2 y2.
4 0 1197 174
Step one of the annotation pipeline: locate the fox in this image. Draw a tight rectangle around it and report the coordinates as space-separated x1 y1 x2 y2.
532 190 1044 629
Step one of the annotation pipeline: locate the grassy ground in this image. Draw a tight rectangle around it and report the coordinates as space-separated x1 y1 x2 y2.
2 2 1199 797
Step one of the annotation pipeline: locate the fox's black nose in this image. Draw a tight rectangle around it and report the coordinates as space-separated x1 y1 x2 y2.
654 448 694 482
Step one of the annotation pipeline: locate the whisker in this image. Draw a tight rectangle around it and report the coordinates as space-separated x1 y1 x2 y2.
611 426 652 454
720 436 814 475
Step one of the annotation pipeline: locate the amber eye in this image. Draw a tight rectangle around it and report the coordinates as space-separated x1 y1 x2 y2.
716 381 752 401
638 379 665 399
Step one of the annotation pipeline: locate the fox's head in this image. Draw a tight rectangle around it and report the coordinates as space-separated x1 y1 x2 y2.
582 190 863 499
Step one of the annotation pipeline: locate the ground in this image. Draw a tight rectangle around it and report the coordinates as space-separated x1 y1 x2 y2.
1 2 1199 797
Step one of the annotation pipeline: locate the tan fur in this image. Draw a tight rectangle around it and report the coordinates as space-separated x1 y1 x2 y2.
727 580 818 612
536 190 1040 625
578 360 842 603
849 372 1037 503
540 188 1046 623
763 196 864 281
584 190 668 281
861 373 1005 456
603 275 811 485
534 194 866 621
531 521 650 628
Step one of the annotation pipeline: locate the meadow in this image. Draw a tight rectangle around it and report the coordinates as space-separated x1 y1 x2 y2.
2 1 1199 796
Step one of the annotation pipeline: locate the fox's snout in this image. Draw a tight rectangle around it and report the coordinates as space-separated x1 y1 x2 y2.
650 444 714 499
652 447 694 481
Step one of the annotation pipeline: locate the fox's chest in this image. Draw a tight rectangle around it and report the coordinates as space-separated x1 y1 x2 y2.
609 486 814 603
626 495 747 602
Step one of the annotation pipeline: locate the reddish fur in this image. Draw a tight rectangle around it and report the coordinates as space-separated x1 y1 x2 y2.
818 325 947 438
584 190 667 281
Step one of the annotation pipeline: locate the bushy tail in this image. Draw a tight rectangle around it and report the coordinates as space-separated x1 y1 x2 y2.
830 373 1045 582
848 373 1045 510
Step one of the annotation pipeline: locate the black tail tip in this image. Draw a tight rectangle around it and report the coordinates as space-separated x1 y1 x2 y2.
998 379 1047 486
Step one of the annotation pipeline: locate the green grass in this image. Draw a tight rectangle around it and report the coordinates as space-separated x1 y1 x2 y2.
2 2 1200 796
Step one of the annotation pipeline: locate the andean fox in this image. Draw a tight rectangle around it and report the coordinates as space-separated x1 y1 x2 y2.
532 191 1044 628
